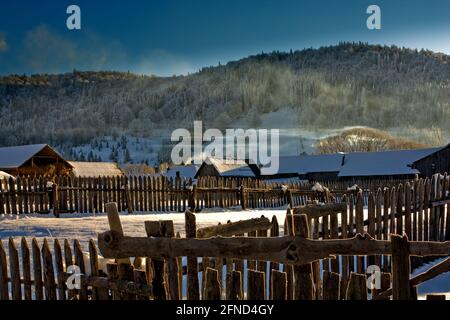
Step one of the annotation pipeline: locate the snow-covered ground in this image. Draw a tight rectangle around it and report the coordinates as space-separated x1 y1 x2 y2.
1 207 449 298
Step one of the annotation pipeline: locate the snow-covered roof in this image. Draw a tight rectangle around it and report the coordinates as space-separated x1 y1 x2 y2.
338 148 441 177
274 154 345 175
0 144 69 169
206 157 255 177
164 165 199 180
0 170 14 180
69 161 124 177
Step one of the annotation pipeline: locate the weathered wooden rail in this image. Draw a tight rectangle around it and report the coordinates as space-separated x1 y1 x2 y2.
1 199 449 300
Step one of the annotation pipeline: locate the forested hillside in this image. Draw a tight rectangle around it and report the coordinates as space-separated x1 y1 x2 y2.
1 42 449 162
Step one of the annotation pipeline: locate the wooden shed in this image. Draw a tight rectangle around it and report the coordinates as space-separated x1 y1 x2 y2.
411 143 450 177
68 161 124 177
195 158 257 179
0 144 73 176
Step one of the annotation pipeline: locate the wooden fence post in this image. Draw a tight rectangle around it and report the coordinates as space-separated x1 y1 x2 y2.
345 272 367 300
239 185 246 210
9 238 22 300
271 270 287 300
391 234 412 300
226 270 243 300
42 239 57 300
160 220 181 300
322 271 341 300
32 238 44 300
106 202 131 265
204 267 221 300
292 214 314 300
247 269 266 300
185 210 200 300
145 221 167 300
0 241 8 300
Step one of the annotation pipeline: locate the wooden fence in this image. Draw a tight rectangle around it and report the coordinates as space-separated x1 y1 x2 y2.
1 186 449 301
0 175 325 215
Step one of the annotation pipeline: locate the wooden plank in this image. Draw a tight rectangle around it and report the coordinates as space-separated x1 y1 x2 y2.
405 182 412 239
345 272 367 300
42 239 57 300
391 234 411 300
356 192 364 274
21 237 32 300
89 239 109 300
204 267 221 300
0 241 9 300
9 238 22 300
107 263 120 300
270 270 287 300
247 269 265 300
106 202 131 265
118 263 136 300
134 269 149 300
185 210 200 300
322 271 341 300
226 270 243 300
53 239 66 300
160 220 181 300
73 239 88 300
32 238 44 300
197 217 271 238
145 221 167 300
292 214 314 300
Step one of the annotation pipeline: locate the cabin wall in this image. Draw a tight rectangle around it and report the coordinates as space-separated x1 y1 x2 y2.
195 164 220 178
413 147 450 177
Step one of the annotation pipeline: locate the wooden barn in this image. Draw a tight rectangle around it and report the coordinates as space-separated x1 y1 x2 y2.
411 143 450 177
337 147 441 182
0 144 73 176
195 157 257 179
68 161 124 177
260 154 344 181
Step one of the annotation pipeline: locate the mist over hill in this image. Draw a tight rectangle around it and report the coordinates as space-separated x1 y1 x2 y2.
1 42 449 163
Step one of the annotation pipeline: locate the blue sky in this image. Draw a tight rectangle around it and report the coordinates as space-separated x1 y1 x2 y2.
1 0 450 76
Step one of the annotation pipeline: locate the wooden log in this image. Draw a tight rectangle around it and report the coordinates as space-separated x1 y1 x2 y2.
391 234 411 300
204 268 221 300
322 271 341 300
32 238 44 300
225 270 243 300
42 239 57 300
271 270 287 300
426 294 446 300
185 210 200 300
98 231 450 266
197 217 271 238
0 241 8 300
145 221 167 300
9 238 22 300
345 272 367 300
247 269 265 300
53 239 66 300
106 202 131 265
